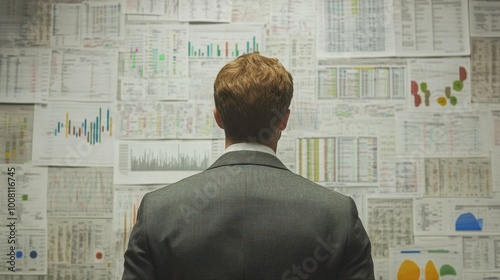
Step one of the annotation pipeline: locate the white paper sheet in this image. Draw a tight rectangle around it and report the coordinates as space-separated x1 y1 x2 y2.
0 48 51 104
469 0 500 37
317 0 395 57
178 0 231 22
318 0 470 57
47 167 113 217
81 2 125 48
51 3 82 47
296 136 378 187
0 165 48 275
393 0 470 56
317 59 407 100
447 198 500 236
367 198 414 259
471 38 500 103
0 0 52 48
231 0 270 24
47 218 113 278
389 246 463 280
462 235 500 271
49 49 118 102
126 0 179 21
118 101 222 139
121 23 188 79
112 185 163 278
395 111 489 157
125 0 165 15
424 157 493 197
413 197 448 236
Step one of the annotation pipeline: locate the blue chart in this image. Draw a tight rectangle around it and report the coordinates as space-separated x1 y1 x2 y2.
188 24 263 58
449 201 500 235
456 212 483 231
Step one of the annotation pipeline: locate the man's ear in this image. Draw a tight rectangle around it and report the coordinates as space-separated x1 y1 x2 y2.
278 109 291 131
213 107 224 129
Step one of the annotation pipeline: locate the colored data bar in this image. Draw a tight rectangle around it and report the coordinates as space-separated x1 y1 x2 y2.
298 138 336 182
188 36 259 57
4 117 28 162
54 108 112 145
130 47 139 69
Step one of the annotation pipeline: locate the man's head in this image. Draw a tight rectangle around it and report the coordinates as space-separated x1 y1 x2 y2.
213 52 293 146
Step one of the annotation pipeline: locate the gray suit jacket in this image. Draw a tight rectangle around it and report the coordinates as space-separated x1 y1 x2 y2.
123 151 374 280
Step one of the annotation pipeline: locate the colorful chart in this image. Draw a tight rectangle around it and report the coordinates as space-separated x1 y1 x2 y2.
32 103 116 166
397 259 457 280
397 259 420 280
425 260 439 280
408 58 471 112
54 107 112 146
188 24 263 58
188 35 259 57
411 66 466 107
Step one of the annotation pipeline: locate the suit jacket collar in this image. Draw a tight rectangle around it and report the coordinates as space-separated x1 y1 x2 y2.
207 150 289 171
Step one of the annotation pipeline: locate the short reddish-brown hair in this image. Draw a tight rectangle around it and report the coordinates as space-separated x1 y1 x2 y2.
214 52 293 143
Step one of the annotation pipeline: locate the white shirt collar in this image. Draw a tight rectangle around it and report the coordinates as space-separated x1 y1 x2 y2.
224 142 276 156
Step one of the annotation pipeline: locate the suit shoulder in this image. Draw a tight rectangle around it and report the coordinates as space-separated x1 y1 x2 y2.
279 170 354 205
142 170 212 201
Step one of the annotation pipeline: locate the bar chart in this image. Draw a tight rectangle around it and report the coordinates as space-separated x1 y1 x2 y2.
33 102 116 166
53 107 112 146
188 24 263 58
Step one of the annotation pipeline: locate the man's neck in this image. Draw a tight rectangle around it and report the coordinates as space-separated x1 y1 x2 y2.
225 138 278 153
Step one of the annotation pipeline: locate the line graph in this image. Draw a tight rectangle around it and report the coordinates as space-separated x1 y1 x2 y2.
48 167 113 217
